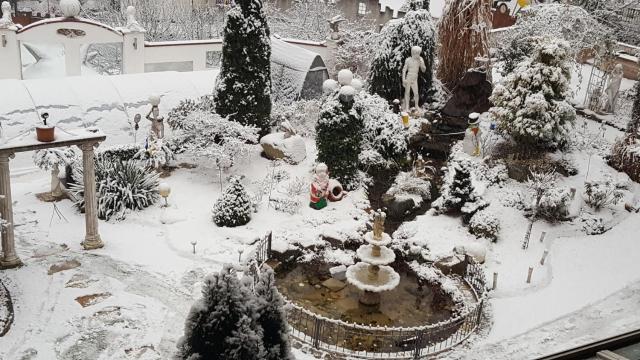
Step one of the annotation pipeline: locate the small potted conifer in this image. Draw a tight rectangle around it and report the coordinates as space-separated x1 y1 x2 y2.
36 113 55 142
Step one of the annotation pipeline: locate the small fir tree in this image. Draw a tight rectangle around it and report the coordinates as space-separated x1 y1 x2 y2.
490 37 576 150
214 0 272 137
443 164 475 212
316 88 363 190
254 267 293 360
212 177 252 227
368 0 436 105
177 265 265 359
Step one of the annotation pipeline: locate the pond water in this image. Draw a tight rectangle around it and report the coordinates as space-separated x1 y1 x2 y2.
275 262 456 327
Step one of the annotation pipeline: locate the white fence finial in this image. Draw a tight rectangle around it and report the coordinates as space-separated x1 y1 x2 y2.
126 6 146 32
60 0 82 18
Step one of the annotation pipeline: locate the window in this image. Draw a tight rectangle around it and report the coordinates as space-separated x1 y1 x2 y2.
358 2 366 16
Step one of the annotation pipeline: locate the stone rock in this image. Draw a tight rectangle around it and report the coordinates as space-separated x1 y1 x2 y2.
454 241 487 263
434 254 467 276
442 69 493 119
75 292 112 308
48 259 81 275
329 265 347 281
260 132 306 164
382 193 416 220
321 278 346 292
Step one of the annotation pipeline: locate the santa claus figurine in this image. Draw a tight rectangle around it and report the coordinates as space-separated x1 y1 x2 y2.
310 163 330 210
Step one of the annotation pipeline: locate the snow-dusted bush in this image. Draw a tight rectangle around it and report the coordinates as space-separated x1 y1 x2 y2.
475 161 509 186
254 267 294 360
214 0 271 137
434 162 474 212
212 177 252 227
583 173 626 210
336 29 380 78
357 93 408 170
33 148 77 171
167 96 216 131
70 159 160 221
271 99 321 138
497 36 544 76
386 171 431 202
490 37 576 150
133 140 176 169
368 0 436 104
580 213 610 235
316 89 363 190
536 187 572 222
468 209 500 242
96 143 141 162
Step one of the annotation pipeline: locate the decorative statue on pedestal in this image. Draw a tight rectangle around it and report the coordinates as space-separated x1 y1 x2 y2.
310 163 330 210
463 113 482 156
126 6 145 32
0 1 15 29
146 95 165 140
372 210 386 241
602 64 624 114
402 46 426 112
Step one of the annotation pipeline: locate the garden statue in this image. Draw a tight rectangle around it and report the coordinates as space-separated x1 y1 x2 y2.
327 15 346 40
602 64 624 114
310 163 330 210
146 95 164 140
372 210 386 241
402 46 426 112
60 0 81 18
413 154 426 178
463 113 481 156
0 1 13 29
125 6 145 32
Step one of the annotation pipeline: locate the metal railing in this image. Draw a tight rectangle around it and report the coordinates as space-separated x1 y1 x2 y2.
253 233 487 359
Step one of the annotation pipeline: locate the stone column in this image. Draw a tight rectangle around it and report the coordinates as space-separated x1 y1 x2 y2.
0 152 21 269
80 143 103 250
0 28 22 80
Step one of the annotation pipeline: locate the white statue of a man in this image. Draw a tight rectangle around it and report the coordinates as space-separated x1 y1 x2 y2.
125 5 145 32
603 64 624 114
402 46 426 112
146 106 165 140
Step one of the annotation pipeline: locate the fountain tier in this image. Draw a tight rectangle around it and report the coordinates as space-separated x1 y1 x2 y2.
345 263 400 293
356 244 396 265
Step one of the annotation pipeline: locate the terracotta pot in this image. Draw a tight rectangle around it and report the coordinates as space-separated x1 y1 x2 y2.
36 126 55 142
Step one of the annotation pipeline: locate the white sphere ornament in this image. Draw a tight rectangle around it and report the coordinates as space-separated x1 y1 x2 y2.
337 69 353 86
60 0 82 18
322 79 339 94
149 94 161 106
338 85 355 103
159 182 171 206
351 78 364 92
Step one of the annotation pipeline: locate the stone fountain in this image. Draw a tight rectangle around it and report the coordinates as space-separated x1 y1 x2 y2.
346 210 400 307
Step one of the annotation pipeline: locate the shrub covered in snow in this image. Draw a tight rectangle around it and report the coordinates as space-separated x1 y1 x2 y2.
70 159 160 221
33 148 77 171
316 89 363 190
214 0 272 137
386 171 431 204
490 37 576 150
178 265 292 360
133 140 176 169
583 173 626 210
271 99 321 138
212 177 253 227
536 187 572 222
368 0 436 104
468 209 500 242
335 29 380 78
434 162 475 212
357 93 408 170
609 83 640 182
167 96 216 131
497 36 544 76
96 143 141 163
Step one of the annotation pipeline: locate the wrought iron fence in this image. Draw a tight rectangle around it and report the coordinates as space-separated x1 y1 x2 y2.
253 233 487 359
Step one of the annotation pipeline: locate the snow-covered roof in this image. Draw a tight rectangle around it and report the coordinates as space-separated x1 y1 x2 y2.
0 70 218 146
271 36 325 73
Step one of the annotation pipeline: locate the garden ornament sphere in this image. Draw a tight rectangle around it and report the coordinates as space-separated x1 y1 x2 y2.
149 94 161 107
339 85 355 103
60 0 82 17
322 79 339 94
159 182 171 206
351 78 364 92
337 69 354 86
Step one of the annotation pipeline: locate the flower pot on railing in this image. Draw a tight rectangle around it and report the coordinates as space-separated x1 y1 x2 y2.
36 112 55 142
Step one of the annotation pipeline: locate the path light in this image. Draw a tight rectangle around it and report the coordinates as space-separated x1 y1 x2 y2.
190 240 197 254
159 182 171 207
237 248 244 263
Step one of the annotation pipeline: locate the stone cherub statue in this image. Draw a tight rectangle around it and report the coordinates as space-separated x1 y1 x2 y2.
602 64 624 114
0 1 16 29
372 210 386 241
125 5 145 32
146 95 164 140
402 46 427 112
327 15 346 40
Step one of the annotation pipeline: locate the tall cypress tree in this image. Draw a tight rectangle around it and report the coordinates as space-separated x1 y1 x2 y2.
368 0 435 105
628 82 640 135
316 89 363 190
254 267 294 360
214 0 272 137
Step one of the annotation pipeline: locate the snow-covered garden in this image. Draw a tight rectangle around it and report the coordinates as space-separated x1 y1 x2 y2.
1 0 640 359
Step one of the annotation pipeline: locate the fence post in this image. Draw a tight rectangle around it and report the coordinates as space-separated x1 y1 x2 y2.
476 299 484 324
312 317 322 349
267 231 272 258
413 329 423 359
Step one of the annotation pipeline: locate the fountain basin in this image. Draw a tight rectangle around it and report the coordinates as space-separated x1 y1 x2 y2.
363 232 392 247
356 245 396 265
346 263 400 293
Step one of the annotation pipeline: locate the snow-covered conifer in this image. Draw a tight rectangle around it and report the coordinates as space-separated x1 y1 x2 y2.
33 147 77 195
490 37 576 149
214 0 272 137
177 265 265 359
469 209 500 242
254 267 293 360
316 88 363 190
440 164 475 212
212 176 252 227
368 0 435 104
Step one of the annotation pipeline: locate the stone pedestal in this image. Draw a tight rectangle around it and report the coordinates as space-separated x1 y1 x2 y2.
81 143 103 250
0 153 21 269
359 290 381 307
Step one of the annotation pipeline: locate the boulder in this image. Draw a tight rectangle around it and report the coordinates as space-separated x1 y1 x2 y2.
321 278 346 292
382 193 417 220
454 241 487 263
434 254 468 276
260 132 306 164
442 69 492 119
329 265 347 281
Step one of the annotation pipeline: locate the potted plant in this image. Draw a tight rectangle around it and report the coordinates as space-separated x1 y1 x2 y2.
36 113 55 142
